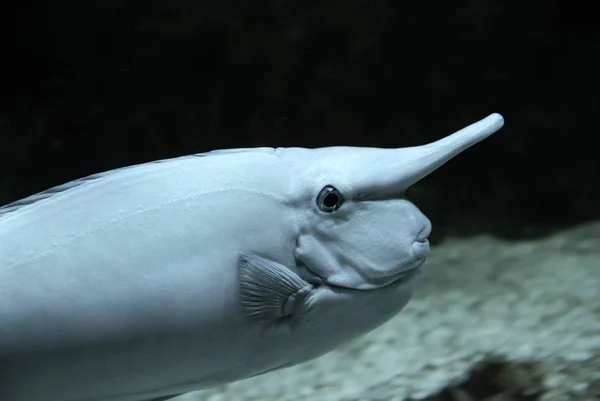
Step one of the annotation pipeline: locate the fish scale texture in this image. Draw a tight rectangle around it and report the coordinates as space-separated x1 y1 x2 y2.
173 221 600 401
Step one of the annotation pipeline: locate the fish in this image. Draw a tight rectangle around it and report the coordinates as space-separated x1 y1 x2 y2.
0 113 504 401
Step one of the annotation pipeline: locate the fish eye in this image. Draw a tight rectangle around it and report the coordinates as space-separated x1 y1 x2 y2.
316 185 345 213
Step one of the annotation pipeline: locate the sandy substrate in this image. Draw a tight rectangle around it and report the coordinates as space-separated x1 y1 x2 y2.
174 222 600 401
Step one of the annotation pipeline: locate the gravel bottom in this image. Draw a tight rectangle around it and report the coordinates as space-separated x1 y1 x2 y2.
174 222 600 401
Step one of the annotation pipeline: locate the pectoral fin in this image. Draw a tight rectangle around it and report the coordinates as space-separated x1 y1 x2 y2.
238 254 314 322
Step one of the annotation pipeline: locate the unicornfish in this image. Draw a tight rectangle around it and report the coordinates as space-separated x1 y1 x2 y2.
0 113 504 401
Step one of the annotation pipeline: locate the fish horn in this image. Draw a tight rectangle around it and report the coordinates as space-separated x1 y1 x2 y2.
393 113 504 189
344 113 504 197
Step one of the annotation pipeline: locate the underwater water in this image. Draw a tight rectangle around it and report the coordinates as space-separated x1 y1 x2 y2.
3 0 599 400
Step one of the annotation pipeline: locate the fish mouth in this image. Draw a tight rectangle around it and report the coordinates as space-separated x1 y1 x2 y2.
295 258 425 292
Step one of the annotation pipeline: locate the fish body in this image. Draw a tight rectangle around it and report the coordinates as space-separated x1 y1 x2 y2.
0 114 504 401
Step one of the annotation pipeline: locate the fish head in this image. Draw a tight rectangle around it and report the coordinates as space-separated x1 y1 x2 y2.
280 113 504 290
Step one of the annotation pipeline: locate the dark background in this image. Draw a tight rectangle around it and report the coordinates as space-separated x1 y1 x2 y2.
1 0 598 243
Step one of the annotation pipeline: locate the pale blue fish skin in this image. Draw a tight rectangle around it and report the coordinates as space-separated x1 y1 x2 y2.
0 114 504 401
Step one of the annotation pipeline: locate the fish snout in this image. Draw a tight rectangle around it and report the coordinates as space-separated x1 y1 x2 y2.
412 238 430 262
409 219 432 265
412 213 431 244
375 223 432 286
415 220 432 243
